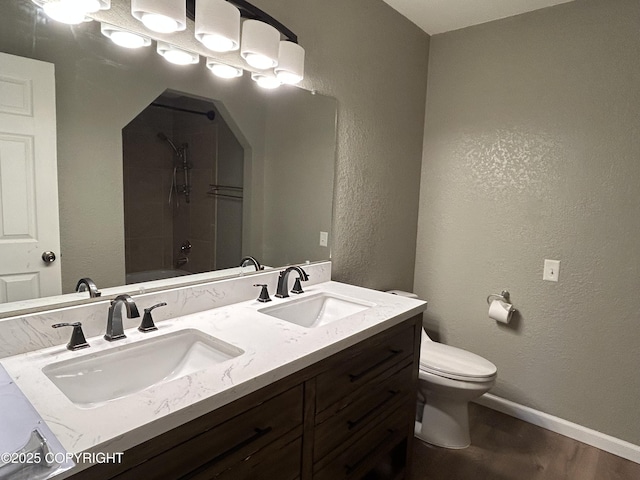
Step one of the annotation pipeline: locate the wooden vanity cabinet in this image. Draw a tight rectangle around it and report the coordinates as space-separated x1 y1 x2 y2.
308 317 420 480
69 315 421 480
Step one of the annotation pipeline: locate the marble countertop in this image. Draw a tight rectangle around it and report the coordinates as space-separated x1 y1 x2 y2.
0 281 426 473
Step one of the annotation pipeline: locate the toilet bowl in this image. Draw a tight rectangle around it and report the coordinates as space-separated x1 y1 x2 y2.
416 329 496 449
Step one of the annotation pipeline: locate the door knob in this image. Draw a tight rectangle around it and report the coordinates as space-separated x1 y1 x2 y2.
42 251 56 264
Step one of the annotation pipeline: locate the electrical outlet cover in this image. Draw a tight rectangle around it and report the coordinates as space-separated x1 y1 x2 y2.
543 259 560 282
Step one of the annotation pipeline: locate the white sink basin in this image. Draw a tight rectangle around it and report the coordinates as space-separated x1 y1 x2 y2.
259 292 375 328
42 329 243 408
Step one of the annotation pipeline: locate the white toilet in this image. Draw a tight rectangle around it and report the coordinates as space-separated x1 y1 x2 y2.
416 329 497 448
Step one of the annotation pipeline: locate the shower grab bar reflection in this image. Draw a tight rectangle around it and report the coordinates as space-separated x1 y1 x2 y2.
207 184 243 200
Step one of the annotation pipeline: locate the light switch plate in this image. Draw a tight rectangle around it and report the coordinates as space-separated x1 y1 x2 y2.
543 259 560 282
319 231 328 247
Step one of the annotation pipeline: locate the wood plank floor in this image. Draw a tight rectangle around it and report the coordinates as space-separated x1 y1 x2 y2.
409 403 640 480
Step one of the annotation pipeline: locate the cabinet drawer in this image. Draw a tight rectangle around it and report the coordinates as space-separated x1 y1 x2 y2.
314 361 414 462
315 326 414 412
114 385 303 480
313 406 410 480
189 434 302 480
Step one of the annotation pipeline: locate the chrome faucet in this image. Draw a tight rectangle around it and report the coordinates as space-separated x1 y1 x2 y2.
105 294 140 341
75 277 101 298
240 256 263 271
275 266 309 298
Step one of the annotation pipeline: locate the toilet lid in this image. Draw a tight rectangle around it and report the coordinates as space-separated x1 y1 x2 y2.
420 341 497 381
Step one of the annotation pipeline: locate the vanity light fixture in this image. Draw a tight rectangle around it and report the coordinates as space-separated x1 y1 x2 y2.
196 0 240 53
206 58 243 79
157 42 200 66
131 0 186 34
275 41 305 85
101 23 152 49
241 19 280 70
251 72 281 90
32 0 110 25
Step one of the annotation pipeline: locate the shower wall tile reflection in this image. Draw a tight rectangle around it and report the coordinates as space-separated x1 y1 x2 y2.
123 93 244 280
123 108 175 274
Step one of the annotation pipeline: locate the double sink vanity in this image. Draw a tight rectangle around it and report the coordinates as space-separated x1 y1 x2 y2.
0 262 427 479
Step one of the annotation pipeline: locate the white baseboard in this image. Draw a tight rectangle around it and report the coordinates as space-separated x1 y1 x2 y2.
475 393 640 465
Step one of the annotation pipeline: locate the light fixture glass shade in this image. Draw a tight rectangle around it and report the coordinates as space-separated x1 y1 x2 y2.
196 0 240 53
131 0 186 33
101 23 151 49
251 72 281 90
157 42 200 65
206 59 243 79
275 41 305 84
33 0 110 24
241 20 280 70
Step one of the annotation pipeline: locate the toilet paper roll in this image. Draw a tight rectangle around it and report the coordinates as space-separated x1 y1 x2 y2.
489 299 514 324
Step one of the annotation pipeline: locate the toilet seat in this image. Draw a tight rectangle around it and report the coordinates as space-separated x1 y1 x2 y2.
420 341 497 382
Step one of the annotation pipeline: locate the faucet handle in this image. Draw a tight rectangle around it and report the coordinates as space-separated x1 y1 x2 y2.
291 277 305 294
253 284 272 303
291 269 309 294
52 322 90 351
139 302 167 332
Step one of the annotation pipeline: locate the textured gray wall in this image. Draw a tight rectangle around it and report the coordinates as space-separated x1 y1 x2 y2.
253 0 431 290
415 0 640 444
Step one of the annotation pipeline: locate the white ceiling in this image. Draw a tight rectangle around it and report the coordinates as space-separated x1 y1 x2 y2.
382 0 575 35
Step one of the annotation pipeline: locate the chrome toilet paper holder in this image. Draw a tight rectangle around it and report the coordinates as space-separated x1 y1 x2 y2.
486 290 513 306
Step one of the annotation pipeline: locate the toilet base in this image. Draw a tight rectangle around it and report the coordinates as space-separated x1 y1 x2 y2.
415 400 471 449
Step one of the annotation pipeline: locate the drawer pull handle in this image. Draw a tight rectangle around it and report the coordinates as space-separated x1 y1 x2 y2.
348 348 403 383
344 429 396 475
179 427 272 480
347 390 400 430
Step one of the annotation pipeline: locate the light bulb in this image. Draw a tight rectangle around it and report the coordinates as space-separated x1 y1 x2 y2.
163 50 195 65
276 71 303 85
201 34 236 53
157 43 199 66
207 62 243 79
141 12 179 33
110 31 148 49
244 53 276 70
101 23 151 49
42 1 88 24
37 0 109 23
132 0 185 33
251 73 281 89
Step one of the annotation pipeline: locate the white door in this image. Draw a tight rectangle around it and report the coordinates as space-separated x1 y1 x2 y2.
0 52 61 303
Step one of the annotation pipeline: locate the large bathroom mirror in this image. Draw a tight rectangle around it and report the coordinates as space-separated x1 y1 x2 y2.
0 0 336 316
